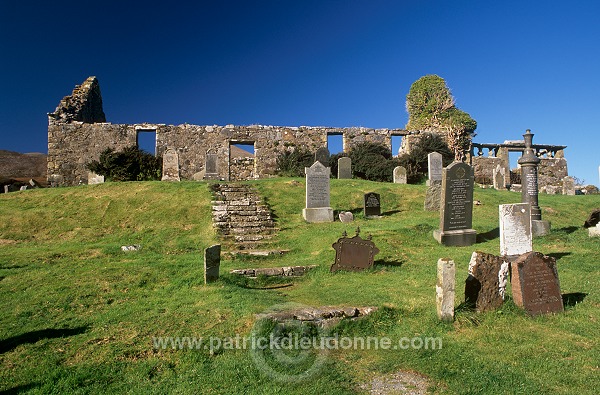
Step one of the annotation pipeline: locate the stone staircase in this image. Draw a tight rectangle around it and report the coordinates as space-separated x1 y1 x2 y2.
210 183 277 251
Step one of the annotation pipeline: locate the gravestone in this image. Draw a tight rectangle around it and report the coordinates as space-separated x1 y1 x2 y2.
302 161 334 222
315 147 330 167
464 252 509 312
205 150 219 180
393 166 407 184
499 203 532 258
436 258 455 322
562 176 575 195
338 211 354 223
433 161 477 246
424 182 442 212
204 244 221 284
337 157 352 179
161 148 181 181
88 171 105 185
364 192 381 217
493 165 506 190
510 251 564 316
19 186 28 191
330 229 380 272
583 209 600 228
427 152 443 186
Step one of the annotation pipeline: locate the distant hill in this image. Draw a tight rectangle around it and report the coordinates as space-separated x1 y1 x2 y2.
0 150 47 183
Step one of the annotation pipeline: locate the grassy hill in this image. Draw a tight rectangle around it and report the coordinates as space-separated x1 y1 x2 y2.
1 179 599 394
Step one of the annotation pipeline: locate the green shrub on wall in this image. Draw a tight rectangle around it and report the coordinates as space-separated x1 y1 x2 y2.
275 147 314 177
397 132 453 183
347 142 399 182
87 146 162 181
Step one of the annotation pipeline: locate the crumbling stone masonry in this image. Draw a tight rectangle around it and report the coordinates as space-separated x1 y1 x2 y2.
48 77 568 188
47 77 408 186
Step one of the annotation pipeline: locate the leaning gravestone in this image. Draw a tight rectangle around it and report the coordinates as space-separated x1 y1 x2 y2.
337 157 352 179
433 162 477 246
302 161 334 222
204 150 219 180
204 244 221 284
315 147 330 167
161 147 181 181
499 203 532 258
436 258 455 322
510 251 564 316
427 152 443 186
464 251 509 312
493 164 506 190
562 176 575 196
364 192 381 217
393 166 407 184
330 229 379 272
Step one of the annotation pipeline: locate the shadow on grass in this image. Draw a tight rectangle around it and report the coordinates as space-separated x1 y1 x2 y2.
476 227 499 243
547 252 572 260
381 210 402 216
554 226 579 234
0 264 27 270
220 274 295 290
0 326 90 354
562 292 587 307
374 259 404 268
0 383 42 395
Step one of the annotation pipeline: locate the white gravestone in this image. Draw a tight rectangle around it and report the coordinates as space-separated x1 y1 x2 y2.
499 203 532 257
427 152 443 186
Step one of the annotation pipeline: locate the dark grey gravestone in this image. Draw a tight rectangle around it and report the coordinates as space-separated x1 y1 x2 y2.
433 161 476 246
205 151 219 180
337 157 352 179
330 230 380 272
315 147 330 167
364 192 381 217
204 244 221 284
464 251 509 312
510 251 564 316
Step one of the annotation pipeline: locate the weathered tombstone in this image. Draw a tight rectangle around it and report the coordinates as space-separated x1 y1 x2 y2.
302 161 334 223
424 182 442 212
364 192 381 217
588 223 600 237
393 166 407 184
330 229 379 272
338 211 354 223
204 150 219 180
499 203 532 258
562 176 575 196
427 152 443 186
518 130 550 236
19 185 28 191
433 162 477 246
583 209 600 228
161 147 181 181
337 157 352 179
87 171 105 185
436 258 455 322
493 164 506 190
204 244 221 284
464 252 509 312
315 147 330 167
3 185 9 194
510 251 564 316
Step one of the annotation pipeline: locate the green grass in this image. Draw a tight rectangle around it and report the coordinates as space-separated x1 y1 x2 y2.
1 179 599 394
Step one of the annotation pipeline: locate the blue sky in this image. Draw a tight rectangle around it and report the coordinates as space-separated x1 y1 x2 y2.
1 0 599 185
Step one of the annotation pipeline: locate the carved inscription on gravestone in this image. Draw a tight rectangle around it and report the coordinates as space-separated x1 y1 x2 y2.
510 251 564 316
305 161 330 208
499 203 532 257
440 162 474 231
364 192 381 217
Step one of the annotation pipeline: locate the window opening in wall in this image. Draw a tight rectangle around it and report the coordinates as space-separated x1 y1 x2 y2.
229 142 256 181
137 130 157 156
391 135 403 157
327 134 343 154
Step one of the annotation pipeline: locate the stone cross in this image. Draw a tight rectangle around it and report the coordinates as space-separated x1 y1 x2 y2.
302 161 333 222
436 258 455 322
393 166 407 184
337 157 352 179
